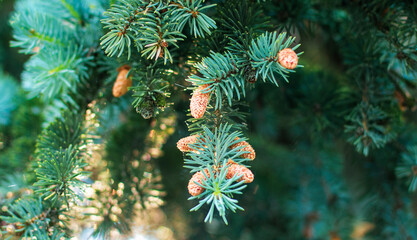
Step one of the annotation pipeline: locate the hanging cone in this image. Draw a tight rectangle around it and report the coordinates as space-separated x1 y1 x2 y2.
190 84 211 119
112 65 132 97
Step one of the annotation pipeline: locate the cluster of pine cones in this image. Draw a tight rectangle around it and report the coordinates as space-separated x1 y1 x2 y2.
180 48 298 196
177 135 256 196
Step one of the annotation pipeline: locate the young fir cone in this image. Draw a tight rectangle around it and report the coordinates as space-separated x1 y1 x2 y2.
112 65 132 97
188 169 210 196
230 137 256 160
226 160 254 183
278 48 298 70
190 84 211 119
177 135 198 152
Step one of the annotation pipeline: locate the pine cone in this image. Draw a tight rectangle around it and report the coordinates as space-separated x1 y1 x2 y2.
140 100 155 119
244 65 257 83
113 65 132 97
188 169 210 196
225 160 254 183
177 135 198 152
229 137 256 160
190 84 211 119
278 48 298 70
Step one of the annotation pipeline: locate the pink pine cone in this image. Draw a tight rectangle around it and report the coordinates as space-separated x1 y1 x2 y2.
190 84 211 119
177 135 198 152
230 137 256 160
278 48 298 70
188 169 210 196
226 160 254 183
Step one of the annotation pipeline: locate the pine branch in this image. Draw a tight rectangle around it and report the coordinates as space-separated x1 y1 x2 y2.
189 165 246 225
58 0 83 23
169 0 217 37
345 102 396 156
34 146 87 205
186 103 248 134
100 0 216 61
249 31 302 85
187 51 244 109
100 0 152 58
32 110 88 206
22 44 92 101
184 124 251 170
138 8 185 63
180 124 255 224
36 111 85 154
0 198 66 240
186 31 302 113
130 67 171 119
10 11 73 54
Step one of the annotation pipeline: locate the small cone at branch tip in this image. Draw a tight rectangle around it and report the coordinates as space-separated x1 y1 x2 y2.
190 84 211 119
351 222 375 239
177 135 198 152
278 48 298 70
112 65 132 98
188 169 210 196
226 161 254 183
230 137 256 160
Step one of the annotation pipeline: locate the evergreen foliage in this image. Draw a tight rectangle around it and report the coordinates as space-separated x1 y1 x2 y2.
1 0 417 239
184 124 252 224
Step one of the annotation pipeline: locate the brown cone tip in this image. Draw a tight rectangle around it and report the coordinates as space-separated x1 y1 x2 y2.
117 64 131 72
113 65 132 98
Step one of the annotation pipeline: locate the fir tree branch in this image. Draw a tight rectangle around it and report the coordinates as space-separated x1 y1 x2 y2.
59 0 82 23
183 124 253 224
22 45 92 101
10 11 72 53
187 51 245 109
249 31 302 85
169 0 217 37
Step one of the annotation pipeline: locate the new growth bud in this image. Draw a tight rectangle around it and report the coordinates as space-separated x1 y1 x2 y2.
177 135 198 152
190 84 211 119
229 137 256 160
113 65 132 97
278 48 298 70
188 169 210 196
